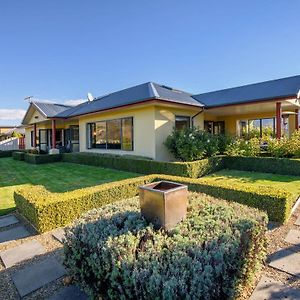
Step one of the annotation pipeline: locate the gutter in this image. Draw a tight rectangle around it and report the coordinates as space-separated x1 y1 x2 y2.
191 107 204 128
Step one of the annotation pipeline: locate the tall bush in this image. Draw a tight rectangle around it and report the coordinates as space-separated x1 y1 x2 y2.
225 138 260 157
164 128 230 161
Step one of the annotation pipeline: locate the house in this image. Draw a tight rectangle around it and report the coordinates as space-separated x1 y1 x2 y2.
22 75 300 161
0 126 25 141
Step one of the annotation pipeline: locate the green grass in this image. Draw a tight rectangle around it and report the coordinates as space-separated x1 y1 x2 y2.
0 158 139 216
205 169 300 200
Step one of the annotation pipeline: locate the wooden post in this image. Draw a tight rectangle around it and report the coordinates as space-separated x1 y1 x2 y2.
276 102 282 139
295 109 299 130
52 120 56 148
33 124 37 147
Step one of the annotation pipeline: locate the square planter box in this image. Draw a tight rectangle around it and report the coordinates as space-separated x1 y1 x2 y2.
139 181 188 230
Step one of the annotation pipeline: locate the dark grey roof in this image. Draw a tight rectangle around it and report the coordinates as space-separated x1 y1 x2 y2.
193 75 300 108
56 82 203 118
32 102 73 117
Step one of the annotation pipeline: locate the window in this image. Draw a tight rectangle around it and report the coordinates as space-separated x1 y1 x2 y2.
88 117 133 151
204 121 225 134
241 118 275 138
175 116 190 131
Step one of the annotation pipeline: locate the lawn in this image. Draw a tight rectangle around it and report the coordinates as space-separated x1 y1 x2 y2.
205 169 300 200
0 158 139 216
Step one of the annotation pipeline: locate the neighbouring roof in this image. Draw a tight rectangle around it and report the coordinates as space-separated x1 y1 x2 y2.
193 75 300 108
56 82 203 118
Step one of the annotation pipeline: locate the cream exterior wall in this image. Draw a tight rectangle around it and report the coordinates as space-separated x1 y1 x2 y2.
78 106 156 159
154 106 203 161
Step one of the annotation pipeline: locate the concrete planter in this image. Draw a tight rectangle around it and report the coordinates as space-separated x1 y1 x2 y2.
139 181 188 230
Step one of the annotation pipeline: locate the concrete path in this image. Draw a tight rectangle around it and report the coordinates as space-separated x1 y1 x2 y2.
11 257 66 297
0 215 19 228
251 215 300 299
0 240 45 268
48 285 88 300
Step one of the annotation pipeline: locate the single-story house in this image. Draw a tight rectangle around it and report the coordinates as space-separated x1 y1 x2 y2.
22 75 300 161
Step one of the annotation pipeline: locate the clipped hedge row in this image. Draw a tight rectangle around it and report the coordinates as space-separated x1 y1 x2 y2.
62 152 224 178
15 172 294 233
64 195 267 299
0 150 15 157
14 176 153 233
224 156 300 176
12 151 25 161
24 153 62 164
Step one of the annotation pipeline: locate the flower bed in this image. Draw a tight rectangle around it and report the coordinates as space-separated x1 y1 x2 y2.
63 194 267 299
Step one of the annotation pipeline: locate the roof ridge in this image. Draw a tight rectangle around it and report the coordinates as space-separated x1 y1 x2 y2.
195 74 300 96
148 82 160 98
31 101 72 107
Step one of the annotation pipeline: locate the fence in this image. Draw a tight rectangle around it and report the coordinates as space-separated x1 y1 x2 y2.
0 137 25 151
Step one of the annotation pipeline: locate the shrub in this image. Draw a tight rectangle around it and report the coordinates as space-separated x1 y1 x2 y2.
164 128 228 161
224 156 300 177
24 153 62 164
14 176 153 233
63 194 267 300
15 173 293 233
62 152 224 178
0 150 14 158
12 151 25 161
225 138 260 157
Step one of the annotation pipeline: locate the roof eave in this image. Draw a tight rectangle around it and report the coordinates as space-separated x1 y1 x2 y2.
204 95 297 109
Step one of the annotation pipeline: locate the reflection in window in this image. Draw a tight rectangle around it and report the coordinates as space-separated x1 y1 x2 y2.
246 118 275 138
175 116 190 131
88 117 133 151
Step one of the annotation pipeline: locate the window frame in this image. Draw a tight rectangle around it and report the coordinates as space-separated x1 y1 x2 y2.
87 117 134 151
175 115 191 131
247 117 276 138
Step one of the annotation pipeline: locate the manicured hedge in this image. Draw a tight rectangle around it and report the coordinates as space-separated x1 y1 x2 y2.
224 156 300 176
62 152 224 178
24 153 62 164
15 173 294 233
12 151 25 161
64 195 267 299
14 176 153 233
0 150 15 157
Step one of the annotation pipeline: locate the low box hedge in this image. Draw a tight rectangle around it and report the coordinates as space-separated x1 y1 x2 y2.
63 194 267 299
0 150 15 157
12 151 25 161
15 172 294 233
24 153 62 164
224 156 300 176
62 152 224 178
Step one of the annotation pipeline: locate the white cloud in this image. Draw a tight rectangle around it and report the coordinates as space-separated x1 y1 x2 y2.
64 99 86 106
0 109 26 121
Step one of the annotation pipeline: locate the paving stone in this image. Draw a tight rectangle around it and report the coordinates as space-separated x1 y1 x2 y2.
0 240 45 268
0 225 30 243
48 285 88 300
269 248 300 277
285 229 300 245
250 276 300 300
52 228 65 243
295 215 300 226
12 257 66 297
0 215 19 228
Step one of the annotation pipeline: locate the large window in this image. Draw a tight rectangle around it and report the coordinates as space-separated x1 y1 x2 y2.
88 117 133 151
240 118 275 138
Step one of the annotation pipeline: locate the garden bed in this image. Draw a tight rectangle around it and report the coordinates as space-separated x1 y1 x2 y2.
63 194 267 299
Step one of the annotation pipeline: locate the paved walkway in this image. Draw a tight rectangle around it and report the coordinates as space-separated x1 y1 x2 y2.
250 213 300 299
0 214 87 299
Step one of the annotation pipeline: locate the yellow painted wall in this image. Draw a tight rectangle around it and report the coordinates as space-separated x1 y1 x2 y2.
204 111 298 137
154 106 203 161
78 106 156 159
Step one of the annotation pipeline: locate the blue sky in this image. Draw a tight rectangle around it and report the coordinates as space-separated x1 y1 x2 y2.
0 0 300 125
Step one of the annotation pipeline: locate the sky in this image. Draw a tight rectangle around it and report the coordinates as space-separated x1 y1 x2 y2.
0 0 300 125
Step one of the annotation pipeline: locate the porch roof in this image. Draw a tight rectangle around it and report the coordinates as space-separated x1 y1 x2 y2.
193 75 300 108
